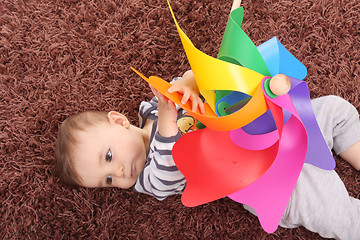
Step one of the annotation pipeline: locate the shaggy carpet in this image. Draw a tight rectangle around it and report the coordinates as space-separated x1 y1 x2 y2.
1 0 359 239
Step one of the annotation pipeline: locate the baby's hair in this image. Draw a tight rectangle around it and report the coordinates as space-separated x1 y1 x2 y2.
54 111 108 187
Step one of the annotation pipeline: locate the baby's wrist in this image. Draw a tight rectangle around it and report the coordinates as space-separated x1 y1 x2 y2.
158 121 179 138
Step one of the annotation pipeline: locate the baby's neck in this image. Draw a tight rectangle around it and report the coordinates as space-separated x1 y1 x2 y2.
140 119 154 153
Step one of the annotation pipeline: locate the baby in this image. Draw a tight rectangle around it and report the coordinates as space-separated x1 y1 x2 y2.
55 70 204 190
55 70 360 239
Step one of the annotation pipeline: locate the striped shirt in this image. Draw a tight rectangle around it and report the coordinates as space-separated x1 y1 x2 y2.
133 97 187 200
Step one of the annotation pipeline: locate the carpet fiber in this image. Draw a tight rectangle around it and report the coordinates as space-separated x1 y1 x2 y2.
1 0 359 239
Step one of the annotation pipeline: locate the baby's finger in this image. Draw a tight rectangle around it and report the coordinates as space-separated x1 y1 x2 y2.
149 85 161 98
168 84 183 94
167 85 177 93
151 86 167 102
181 90 191 105
198 98 206 114
167 99 176 109
159 93 169 103
149 85 156 94
189 95 205 114
191 98 199 113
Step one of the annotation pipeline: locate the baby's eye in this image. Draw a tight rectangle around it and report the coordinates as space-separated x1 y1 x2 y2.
105 149 112 162
106 176 112 185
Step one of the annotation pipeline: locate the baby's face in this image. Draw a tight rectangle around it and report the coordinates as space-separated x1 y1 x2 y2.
71 121 147 189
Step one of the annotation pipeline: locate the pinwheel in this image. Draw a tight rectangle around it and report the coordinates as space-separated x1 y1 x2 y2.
132 0 335 233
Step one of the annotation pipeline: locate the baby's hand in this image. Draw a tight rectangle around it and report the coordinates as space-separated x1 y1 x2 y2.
168 70 205 114
150 85 179 137
150 85 176 113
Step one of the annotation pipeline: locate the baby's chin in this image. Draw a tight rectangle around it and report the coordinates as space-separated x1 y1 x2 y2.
134 157 146 176
130 172 140 185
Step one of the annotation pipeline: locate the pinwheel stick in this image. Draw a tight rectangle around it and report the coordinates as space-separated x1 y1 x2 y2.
231 0 242 12
224 96 251 114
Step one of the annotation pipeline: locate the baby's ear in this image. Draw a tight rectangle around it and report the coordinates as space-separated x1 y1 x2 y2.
107 111 130 128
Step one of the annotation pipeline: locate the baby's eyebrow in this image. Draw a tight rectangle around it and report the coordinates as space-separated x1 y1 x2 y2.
98 148 104 166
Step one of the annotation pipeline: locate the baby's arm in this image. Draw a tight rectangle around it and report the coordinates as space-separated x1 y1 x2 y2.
339 141 360 171
312 95 360 171
150 86 179 138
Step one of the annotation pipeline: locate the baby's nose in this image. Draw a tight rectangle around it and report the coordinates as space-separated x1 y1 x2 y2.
114 164 125 178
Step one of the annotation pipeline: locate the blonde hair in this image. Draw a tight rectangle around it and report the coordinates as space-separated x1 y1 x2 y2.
54 111 108 187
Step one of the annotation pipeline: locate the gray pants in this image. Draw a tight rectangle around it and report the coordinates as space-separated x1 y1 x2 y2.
245 95 360 239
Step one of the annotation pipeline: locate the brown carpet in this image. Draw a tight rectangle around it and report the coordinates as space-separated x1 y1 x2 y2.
1 0 359 239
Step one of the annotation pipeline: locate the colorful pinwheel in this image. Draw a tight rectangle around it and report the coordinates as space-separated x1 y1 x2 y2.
132 1 335 233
